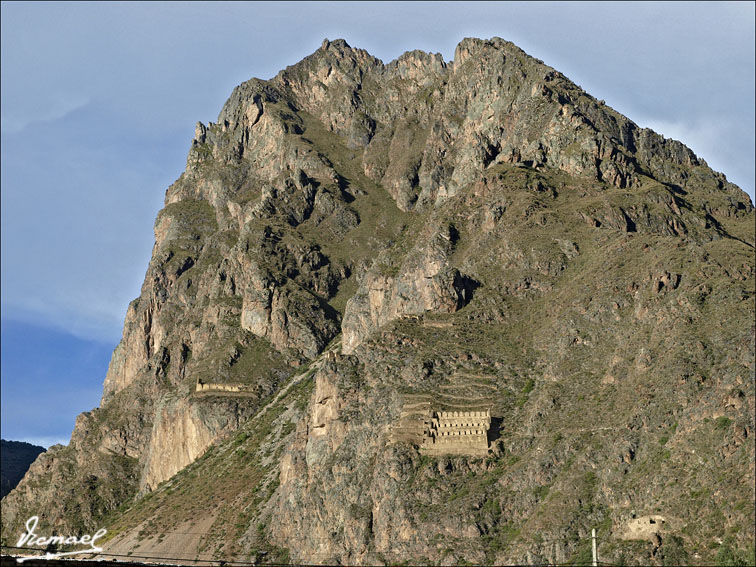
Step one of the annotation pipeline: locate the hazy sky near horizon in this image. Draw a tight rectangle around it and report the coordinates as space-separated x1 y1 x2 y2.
1 1 754 446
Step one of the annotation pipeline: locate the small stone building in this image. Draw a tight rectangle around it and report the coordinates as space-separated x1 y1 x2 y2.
195 379 249 394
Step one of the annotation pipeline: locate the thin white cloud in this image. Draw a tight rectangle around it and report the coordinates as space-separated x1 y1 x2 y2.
1 301 127 346
1 95 91 134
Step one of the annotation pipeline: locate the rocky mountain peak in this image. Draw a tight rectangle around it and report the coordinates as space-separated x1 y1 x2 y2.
181 37 751 217
275 37 383 95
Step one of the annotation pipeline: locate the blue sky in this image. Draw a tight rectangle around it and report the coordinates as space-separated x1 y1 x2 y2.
1 1 754 447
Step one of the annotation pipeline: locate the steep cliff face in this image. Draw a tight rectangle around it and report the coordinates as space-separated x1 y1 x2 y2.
2 38 753 565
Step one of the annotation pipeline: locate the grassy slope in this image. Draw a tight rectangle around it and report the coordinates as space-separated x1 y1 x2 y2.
353 163 754 564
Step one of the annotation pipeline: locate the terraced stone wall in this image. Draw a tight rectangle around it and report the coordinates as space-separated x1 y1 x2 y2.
422 409 491 454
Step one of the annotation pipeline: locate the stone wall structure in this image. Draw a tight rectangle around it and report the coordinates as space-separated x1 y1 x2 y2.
421 409 491 455
195 380 252 394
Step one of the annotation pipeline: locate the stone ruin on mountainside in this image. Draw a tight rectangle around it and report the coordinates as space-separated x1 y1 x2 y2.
195 379 252 394
421 409 491 455
392 380 495 455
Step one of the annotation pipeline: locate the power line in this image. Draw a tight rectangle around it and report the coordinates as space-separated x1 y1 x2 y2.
2 546 271 566
24 533 595 545
1 534 615 565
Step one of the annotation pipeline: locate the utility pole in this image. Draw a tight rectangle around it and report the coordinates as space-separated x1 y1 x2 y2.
592 528 598 567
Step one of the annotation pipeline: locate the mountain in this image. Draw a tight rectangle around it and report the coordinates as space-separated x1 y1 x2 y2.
0 440 45 499
1 38 753 565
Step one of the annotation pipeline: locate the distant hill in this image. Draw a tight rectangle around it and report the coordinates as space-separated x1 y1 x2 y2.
1 440 45 499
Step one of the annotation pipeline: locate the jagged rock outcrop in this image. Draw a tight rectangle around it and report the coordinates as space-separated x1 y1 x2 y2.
2 37 753 566
342 221 477 353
